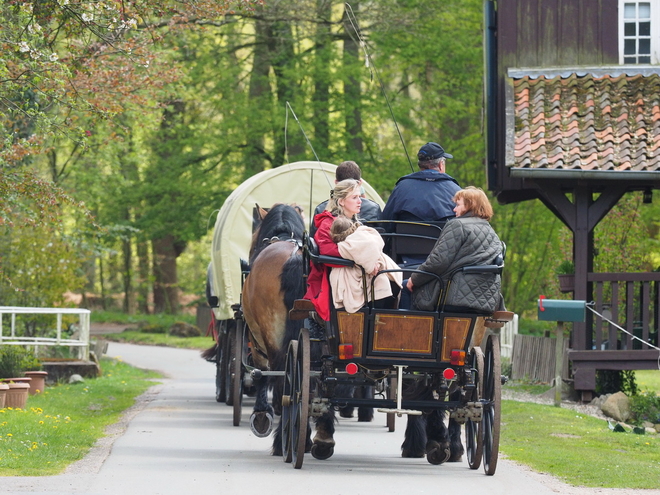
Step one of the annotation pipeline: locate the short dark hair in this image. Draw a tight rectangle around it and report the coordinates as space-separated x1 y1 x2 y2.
336 161 361 182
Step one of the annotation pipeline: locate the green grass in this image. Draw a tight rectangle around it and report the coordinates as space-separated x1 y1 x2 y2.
636 370 660 393
100 331 213 350
0 358 160 476
501 400 660 488
91 310 195 326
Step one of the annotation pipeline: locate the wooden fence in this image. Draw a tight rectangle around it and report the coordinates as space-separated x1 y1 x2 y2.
511 334 570 383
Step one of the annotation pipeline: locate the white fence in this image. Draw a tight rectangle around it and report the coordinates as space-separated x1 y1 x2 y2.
500 313 518 359
0 306 90 360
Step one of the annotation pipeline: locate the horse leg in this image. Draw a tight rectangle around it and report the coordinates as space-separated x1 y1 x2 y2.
425 410 451 465
401 414 427 458
357 385 374 422
448 417 464 462
311 410 336 460
250 374 274 438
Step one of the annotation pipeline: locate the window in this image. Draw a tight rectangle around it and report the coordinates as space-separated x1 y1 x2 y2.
619 1 660 64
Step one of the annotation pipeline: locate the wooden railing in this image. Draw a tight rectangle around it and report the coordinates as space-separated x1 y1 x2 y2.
587 272 660 351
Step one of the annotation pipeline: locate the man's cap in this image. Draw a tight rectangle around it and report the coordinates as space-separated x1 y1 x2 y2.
417 142 453 161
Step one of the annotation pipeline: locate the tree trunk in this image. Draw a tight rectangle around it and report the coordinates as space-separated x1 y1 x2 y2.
152 235 184 314
342 2 364 156
136 240 151 314
312 0 332 158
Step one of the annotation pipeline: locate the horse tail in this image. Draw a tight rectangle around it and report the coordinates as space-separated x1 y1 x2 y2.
270 252 305 373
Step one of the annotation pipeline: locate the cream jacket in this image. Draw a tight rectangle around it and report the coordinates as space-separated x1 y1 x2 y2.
330 226 403 313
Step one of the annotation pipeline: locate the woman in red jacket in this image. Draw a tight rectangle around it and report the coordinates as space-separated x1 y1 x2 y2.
304 179 364 320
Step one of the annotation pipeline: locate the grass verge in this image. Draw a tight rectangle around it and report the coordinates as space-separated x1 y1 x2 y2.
0 358 161 476
501 400 660 488
100 331 212 351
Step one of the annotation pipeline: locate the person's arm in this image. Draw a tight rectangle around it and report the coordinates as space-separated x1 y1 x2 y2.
315 217 341 257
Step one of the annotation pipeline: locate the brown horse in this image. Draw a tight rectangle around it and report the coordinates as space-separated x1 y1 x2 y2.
240 203 307 454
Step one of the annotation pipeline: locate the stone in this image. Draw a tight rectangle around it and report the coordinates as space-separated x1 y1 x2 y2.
654 424 660 433
601 391 631 422
69 374 85 384
169 322 202 338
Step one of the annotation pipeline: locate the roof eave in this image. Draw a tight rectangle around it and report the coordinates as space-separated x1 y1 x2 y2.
509 168 660 181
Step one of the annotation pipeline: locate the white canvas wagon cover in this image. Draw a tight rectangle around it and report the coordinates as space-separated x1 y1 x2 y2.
210 161 385 320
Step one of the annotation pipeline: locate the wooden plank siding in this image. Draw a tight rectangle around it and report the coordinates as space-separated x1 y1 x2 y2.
511 334 570 383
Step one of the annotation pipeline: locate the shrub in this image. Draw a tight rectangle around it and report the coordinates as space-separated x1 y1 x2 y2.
0 346 42 378
629 390 660 425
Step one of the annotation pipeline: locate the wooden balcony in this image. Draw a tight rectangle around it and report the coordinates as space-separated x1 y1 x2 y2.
568 272 660 398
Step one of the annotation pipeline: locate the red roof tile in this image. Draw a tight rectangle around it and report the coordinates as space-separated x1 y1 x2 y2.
512 73 660 171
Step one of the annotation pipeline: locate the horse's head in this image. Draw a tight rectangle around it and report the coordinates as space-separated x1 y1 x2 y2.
249 203 306 264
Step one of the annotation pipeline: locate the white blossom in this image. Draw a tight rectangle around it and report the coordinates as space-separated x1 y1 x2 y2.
82 13 92 22
49 53 59 62
19 42 30 53
126 18 137 28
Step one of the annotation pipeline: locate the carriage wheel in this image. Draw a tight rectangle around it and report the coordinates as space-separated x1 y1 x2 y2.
282 339 299 464
216 322 229 403
291 328 310 469
482 334 501 475
232 319 244 426
466 346 484 470
225 328 235 406
386 376 397 432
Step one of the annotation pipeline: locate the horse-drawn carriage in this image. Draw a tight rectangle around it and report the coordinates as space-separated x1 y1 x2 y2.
206 161 385 425
207 162 511 474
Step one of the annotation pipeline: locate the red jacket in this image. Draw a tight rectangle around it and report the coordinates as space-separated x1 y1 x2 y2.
303 211 341 320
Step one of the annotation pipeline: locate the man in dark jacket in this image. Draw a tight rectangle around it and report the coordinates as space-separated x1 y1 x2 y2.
310 160 382 237
382 142 460 223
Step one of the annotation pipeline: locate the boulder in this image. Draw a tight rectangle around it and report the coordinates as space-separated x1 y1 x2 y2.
169 322 202 338
601 391 631 422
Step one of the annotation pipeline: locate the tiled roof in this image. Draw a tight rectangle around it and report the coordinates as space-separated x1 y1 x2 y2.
512 72 660 171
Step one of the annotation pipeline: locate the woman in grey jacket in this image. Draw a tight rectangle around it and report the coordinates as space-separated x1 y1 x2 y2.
405 186 504 313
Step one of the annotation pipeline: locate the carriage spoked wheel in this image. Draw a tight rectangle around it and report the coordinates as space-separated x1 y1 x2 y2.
216 322 229 403
290 328 310 469
281 339 298 463
466 346 484 470
482 333 501 475
225 328 236 406
386 376 397 432
231 319 244 427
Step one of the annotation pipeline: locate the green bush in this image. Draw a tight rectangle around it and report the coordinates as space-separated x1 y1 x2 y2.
0 346 42 378
630 390 660 425
596 370 638 396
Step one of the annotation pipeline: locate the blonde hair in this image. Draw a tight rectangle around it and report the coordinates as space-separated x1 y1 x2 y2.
328 178 361 219
330 216 358 243
453 186 494 220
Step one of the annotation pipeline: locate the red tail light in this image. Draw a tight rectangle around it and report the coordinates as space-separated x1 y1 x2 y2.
443 368 456 380
450 349 466 366
338 344 354 360
346 362 358 375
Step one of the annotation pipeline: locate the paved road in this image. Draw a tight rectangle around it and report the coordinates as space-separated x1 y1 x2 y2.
2 342 650 495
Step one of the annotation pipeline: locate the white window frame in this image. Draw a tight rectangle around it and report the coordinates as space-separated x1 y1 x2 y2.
618 0 660 64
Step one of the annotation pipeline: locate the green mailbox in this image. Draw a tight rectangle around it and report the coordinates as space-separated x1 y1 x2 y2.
538 297 586 322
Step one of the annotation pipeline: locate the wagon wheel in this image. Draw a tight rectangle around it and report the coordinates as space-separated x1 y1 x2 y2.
281 339 299 463
225 327 236 406
232 319 244 426
466 346 484 470
291 328 310 469
482 334 501 475
386 376 397 432
215 321 229 403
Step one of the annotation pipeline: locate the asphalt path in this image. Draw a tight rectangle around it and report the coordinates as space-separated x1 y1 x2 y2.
2 342 651 495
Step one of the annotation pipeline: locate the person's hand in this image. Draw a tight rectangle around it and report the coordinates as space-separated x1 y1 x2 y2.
406 278 414 291
370 265 380 277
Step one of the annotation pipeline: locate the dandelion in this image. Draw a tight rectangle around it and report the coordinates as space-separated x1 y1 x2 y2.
6 433 12 437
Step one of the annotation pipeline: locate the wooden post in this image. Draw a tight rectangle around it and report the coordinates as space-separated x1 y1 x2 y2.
555 321 564 407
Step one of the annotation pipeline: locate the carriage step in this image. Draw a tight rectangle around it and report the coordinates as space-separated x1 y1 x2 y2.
289 299 316 320
485 310 515 328
377 407 423 417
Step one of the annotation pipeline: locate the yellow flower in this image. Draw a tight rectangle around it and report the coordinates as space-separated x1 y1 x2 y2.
6 433 12 437
39 421 44 425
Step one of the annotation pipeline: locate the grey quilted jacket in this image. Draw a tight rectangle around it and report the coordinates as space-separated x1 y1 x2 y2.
410 213 502 312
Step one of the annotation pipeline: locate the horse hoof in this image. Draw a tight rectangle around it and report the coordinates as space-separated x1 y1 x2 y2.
311 441 335 460
426 441 451 465
448 447 464 463
250 411 273 438
402 448 425 458
339 408 354 419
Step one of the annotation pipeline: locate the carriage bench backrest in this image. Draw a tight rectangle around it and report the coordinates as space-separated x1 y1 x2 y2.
366 220 445 268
